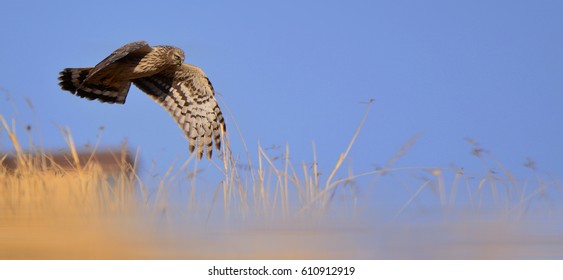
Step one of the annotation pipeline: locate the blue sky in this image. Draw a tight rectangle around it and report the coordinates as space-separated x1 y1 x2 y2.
1 1 562 196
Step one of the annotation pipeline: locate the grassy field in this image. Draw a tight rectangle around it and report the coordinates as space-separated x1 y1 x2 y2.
1 104 562 259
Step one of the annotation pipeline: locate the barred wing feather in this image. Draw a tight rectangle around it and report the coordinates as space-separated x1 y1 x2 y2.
133 64 226 159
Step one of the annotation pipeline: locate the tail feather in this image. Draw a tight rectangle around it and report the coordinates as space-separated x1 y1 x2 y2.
58 68 130 104
59 68 91 93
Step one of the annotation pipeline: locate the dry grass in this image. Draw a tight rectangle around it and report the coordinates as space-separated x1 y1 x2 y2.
1 98 561 259
0 101 380 259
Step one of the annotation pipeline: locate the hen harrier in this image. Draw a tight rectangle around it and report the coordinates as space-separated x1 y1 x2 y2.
58 41 226 159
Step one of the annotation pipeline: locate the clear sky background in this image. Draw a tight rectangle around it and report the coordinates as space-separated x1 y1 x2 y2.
1 1 562 206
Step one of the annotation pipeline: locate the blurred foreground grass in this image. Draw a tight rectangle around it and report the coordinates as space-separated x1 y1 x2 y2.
1 102 562 259
0 107 375 259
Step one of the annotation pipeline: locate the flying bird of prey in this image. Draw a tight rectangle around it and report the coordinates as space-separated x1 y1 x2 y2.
58 41 226 159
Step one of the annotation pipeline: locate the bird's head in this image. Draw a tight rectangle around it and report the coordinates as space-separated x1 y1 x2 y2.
167 48 185 66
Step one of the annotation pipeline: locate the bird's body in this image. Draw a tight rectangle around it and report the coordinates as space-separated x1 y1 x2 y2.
58 41 226 159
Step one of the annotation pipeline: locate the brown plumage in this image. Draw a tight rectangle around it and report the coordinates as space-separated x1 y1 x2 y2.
58 41 226 159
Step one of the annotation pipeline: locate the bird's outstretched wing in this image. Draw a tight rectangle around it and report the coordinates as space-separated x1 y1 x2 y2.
133 64 226 159
86 40 151 82
59 41 153 104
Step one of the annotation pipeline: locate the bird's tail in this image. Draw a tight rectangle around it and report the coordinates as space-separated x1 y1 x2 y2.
58 68 130 104
59 68 92 93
